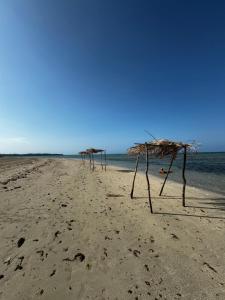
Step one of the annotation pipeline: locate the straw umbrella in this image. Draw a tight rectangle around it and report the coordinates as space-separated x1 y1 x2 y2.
128 139 192 213
86 148 106 171
79 151 88 164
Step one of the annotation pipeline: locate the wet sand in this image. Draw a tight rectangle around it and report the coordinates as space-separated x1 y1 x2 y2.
0 158 225 300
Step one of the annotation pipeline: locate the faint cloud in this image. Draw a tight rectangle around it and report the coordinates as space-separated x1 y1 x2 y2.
0 137 30 145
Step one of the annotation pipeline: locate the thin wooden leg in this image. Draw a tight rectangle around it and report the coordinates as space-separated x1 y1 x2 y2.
145 143 153 213
159 154 175 196
104 150 107 171
89 154 92 170
182 146 187 207
92 154 95 171
101 152 103 170
130 153 140 199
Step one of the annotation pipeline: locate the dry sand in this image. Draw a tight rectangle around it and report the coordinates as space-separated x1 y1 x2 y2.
0 158 225 300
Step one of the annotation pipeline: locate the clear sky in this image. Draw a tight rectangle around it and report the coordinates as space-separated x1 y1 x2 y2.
0 0 225 154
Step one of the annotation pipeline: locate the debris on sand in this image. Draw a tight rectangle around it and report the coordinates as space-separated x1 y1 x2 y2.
171 233 179 240
50 269 56 277
17 237 25 248
54 231 61 238
106 193 124 198
63 253 85 262
133 250 141 257
14 256 24 271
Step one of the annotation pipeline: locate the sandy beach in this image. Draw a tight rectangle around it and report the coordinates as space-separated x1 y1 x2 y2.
0 158 225 300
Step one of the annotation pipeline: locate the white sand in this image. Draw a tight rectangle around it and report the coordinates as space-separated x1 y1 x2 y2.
0 158 225 300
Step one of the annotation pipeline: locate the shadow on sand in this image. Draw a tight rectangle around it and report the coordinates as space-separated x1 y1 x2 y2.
116 169 134 173
131 195 225 219
154 211 225 220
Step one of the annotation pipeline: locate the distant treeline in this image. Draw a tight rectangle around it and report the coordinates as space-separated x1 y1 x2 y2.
0 153 63 157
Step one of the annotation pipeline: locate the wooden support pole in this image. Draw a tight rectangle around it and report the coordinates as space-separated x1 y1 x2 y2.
182 146 187 207
101 152 103 170
89 153 92 170
130 153 140 199
145 143 153 213
92 153 95 171
104 150 107 171
159 154 175 196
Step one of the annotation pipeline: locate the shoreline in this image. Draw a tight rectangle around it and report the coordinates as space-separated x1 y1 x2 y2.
74 157 225 198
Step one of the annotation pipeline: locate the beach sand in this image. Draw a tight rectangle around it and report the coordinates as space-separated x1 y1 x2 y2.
0 158 225 300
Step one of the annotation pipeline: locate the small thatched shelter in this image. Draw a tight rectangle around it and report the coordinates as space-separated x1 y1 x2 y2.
128 139 192 213
81 148 107 171
79 151 88 164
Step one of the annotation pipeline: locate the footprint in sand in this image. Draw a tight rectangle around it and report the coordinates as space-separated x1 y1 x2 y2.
14 256 24 271
150 236 155 243
171 233 179 240
176 293 182 298
144 264 150 272
54 231 61 239
36 250 47 261
103 248 108 257
133 250 141 257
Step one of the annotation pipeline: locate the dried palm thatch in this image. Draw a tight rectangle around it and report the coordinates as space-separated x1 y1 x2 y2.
128 139 192 158
128 139 194 213
79 151 89 164
86 148 104 154
79 151 88 155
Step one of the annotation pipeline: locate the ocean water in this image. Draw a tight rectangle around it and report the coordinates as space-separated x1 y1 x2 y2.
69 152 225 196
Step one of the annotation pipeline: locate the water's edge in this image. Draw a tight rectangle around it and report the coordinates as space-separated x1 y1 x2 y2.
68 153 225 196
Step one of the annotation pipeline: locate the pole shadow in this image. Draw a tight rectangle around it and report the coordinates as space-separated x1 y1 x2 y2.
131 195 225 213
186 205 225 211
154 211 225 220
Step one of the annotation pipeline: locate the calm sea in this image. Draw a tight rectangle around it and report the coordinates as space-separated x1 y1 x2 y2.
68 152 225 196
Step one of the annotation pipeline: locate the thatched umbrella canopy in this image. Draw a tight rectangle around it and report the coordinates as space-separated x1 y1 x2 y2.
86 148 104 154
79 151 89 164
128 139 191 158
128 139 193 213
79 151 88 155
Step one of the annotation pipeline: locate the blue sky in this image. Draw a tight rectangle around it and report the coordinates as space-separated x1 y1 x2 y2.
0 0 225 154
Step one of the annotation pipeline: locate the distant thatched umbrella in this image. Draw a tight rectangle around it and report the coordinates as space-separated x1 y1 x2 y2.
85 148 107 171
79 151 88 164
128 139 192 213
